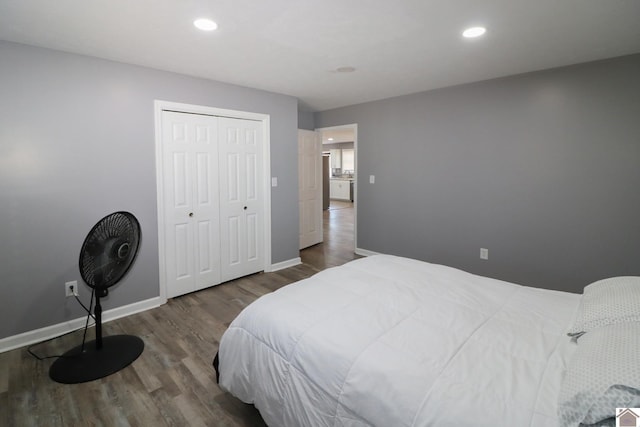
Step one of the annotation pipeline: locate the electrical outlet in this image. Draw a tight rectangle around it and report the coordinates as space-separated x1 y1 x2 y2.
65 281 79 297
480 248 489 260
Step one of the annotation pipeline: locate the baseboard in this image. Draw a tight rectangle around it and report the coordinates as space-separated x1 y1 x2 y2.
355 248 381 257
0 296 162 354
269 257 302 272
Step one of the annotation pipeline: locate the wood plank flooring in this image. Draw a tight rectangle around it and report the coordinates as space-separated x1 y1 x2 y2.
0 201 357 427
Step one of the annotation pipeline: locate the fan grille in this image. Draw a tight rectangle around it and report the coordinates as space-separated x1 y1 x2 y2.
79 211 141 289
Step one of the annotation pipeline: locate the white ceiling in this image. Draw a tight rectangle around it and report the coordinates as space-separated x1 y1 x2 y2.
1 0 639 112
321 129 355 145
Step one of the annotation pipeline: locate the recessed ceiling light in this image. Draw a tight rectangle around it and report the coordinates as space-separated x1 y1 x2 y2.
194 18 218 31
328 138 334 141
462 26 486 38
335 66 356 73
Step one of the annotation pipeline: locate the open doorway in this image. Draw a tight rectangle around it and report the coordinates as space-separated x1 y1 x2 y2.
297 123 358 268
318 124 357 253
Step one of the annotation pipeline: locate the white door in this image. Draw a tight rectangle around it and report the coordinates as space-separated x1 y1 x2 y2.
218 117 264 282
298 130 323 249
161 111 221 298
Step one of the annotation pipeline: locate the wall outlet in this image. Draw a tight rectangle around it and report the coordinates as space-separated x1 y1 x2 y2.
480 248 489 260
65 281 79 297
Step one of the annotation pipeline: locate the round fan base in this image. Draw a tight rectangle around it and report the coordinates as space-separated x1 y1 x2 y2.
49 335 144 384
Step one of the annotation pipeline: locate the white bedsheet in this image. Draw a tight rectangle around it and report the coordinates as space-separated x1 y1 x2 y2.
218 255 580 427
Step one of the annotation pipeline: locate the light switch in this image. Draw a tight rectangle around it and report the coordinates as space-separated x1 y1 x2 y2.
271 177 278 187
369 175 375 184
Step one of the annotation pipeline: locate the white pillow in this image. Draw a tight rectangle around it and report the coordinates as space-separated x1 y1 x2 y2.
569 276 640 334
558 322 640 426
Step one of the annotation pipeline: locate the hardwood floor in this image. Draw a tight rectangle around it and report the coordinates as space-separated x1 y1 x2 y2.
302 200 356 270
0 202 356 427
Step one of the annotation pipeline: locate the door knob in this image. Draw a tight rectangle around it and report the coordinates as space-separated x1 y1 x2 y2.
243 206 247 210
189 212 194 217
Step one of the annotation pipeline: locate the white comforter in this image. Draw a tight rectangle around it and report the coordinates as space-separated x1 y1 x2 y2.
218 255 580 427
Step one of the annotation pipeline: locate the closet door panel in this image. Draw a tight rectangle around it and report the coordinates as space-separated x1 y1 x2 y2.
218 117 263 282
162 111 220 298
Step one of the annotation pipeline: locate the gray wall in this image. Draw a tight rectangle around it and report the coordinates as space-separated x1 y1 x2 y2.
0 41 299 339
316 54 640 293
297 109 315 130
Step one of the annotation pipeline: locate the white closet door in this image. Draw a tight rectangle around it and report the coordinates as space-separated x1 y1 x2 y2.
298 129 323 249
162 111 221 298
218 117 264 282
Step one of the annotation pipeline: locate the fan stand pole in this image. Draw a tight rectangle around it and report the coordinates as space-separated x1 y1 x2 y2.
95 293 103 350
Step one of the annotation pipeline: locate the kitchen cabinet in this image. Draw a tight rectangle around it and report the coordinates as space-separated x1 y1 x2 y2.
330 179 351 201
330 149 342 169
341 149 354 172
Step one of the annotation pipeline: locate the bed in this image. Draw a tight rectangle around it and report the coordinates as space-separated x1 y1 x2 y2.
215 255 640 427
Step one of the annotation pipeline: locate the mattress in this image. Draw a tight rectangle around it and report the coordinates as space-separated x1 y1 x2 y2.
217 255 581 426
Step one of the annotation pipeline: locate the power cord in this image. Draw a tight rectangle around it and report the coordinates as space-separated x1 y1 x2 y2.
71 284 96 321
27 286 97 360
80 288 95 353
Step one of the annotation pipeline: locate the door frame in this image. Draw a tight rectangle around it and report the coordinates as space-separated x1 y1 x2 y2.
315 123 358 252
154 100 272 304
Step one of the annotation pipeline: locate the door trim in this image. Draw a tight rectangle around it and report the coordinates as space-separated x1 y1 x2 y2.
315 123 358 252
154 100 271 304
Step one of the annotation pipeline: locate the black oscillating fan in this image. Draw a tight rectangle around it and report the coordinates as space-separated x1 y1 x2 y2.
49 211 144 384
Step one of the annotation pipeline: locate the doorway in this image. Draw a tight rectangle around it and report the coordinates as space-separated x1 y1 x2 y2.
317 124 357 254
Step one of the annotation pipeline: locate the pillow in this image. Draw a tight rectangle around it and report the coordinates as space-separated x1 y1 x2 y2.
569 276 640 335
558 322 640 426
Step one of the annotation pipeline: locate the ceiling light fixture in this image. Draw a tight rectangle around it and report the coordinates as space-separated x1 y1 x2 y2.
194 18 218 31
462 26 486 38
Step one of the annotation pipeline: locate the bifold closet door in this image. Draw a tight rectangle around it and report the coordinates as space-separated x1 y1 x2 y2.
162 111 221 298
218 117 264 282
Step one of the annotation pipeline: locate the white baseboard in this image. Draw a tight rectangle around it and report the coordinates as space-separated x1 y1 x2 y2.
268 257 302 272
0 296 162 354
355 248 381 257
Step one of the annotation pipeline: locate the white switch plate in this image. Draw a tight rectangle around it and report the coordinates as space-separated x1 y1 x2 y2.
480 248 489 260
369 175 375 184
271 177 278 187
